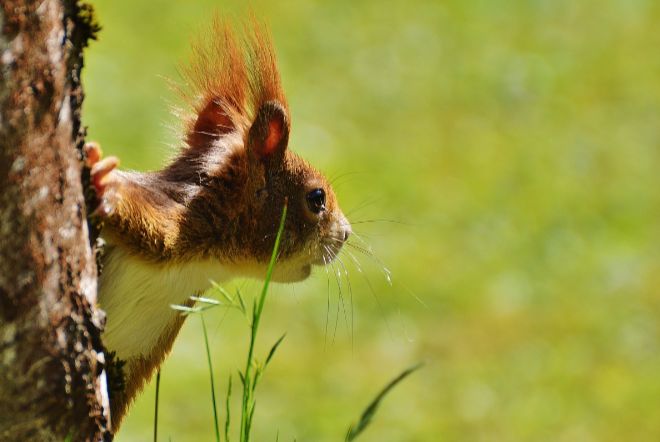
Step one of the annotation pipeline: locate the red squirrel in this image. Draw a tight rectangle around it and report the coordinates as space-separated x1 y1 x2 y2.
85 19 351 428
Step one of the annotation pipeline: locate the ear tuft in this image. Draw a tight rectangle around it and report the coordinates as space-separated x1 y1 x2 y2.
248 101 290 160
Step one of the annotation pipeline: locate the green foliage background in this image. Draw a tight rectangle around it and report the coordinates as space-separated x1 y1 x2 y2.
84 1 660 440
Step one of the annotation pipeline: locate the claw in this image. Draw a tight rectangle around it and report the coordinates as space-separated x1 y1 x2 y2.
91 156 120 193
84 141 102 167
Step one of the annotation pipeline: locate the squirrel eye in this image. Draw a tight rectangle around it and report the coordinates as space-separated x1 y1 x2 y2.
306 188 326 214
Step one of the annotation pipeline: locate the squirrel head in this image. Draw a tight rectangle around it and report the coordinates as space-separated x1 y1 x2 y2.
161 19 350 282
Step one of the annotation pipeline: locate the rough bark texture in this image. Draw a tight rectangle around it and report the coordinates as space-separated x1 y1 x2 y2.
0 1 110 440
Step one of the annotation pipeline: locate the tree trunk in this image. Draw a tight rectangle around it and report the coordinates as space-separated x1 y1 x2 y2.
0 1 111 440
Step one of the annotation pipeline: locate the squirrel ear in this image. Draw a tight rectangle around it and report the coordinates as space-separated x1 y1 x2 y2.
187 100 235 149
247 101 290 160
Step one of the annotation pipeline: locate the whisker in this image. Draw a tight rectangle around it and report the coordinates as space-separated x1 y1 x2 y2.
345 218 410 226
346 229 380 239
330 261 343 344
342 246 397 340
328 170 364 187
334 253 355 354
345 244 390 281
343 242 371 255
344 249 363 274
321 250 331 350
347 233 393 285
322 244 341 345
323 243 352 344
355 257 395 340
399 280 429 309
335 262 351 343
345 197 382 217
345 235 373 252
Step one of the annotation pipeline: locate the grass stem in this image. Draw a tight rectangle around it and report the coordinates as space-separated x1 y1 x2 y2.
153 370 161 442
239 200 288 441
202 312 221 442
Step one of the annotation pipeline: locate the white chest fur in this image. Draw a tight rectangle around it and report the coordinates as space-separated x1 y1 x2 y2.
98 247 232 360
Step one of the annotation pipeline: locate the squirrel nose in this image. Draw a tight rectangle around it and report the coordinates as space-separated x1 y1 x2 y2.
341 217 352 242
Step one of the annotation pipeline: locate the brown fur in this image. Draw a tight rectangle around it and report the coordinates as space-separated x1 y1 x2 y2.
97 18 350 431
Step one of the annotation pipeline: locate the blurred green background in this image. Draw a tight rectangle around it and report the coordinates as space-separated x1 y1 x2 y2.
84 1 660 440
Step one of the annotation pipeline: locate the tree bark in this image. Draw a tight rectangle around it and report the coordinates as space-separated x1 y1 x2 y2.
0 1 111 440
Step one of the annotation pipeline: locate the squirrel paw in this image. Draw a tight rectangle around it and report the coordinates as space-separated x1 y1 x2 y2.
84 141 119 217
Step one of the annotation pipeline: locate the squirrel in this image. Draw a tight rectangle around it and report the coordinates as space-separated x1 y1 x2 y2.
85 18 351 430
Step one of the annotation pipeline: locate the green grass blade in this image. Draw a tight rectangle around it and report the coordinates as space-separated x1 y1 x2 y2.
253 365 263 391
153 369 161 442
254 201 288 319
225 375 233 442
236 288 247 316
201 313 221 442
264 334 286 368
240 201 288 441
246 399 256 442
345 363 424 441
210 280 236 303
